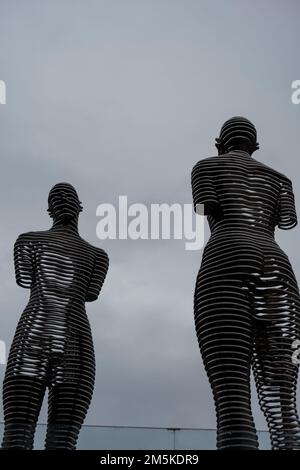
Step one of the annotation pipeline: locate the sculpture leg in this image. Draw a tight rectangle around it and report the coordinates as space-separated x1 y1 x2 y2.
253 320 300 449
45 340 95 450
1 375 46 449
45 382 90 449
195 279 258 449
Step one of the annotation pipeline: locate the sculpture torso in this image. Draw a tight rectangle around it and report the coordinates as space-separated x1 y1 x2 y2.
192 150 298 320
7 226 109 374
192 150 297 238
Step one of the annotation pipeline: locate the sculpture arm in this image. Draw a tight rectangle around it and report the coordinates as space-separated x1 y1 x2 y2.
14 233 34 288
85 249 109 302
277 177 298 230
191 160 220 216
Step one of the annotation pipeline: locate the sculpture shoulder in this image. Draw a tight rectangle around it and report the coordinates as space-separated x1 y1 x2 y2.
192 156 294 186
79 238 109 264
192 156 219 175
251 159 293 185
15 231 45 244
94 246 109 266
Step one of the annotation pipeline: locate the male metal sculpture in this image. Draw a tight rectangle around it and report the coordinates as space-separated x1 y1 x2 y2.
192 117 300 449
2 183 109 450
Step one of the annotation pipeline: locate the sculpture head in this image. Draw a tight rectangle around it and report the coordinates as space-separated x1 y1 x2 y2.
47 183 83 223
215 116 259 155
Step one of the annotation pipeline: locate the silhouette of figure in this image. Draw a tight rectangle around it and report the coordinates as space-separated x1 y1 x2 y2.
2 183 109 450
192 117 300 450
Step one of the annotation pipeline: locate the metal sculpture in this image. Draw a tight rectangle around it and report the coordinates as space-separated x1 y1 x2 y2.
192 116 300 450
2 183 109 450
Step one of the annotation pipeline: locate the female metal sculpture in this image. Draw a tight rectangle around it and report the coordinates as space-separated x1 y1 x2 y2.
2 183 109 450
192 117 300 449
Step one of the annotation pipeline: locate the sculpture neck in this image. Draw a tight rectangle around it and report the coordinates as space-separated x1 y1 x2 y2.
51 218 79 235
227 149 251 157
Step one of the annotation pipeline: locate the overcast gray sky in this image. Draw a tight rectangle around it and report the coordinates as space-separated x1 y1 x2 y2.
0 0 300 444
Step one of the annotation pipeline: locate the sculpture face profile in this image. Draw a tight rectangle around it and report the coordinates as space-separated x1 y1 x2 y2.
192 117 300 449
1 183 109 450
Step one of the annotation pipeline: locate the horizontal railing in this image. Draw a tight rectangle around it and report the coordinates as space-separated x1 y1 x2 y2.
0 423 270 449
